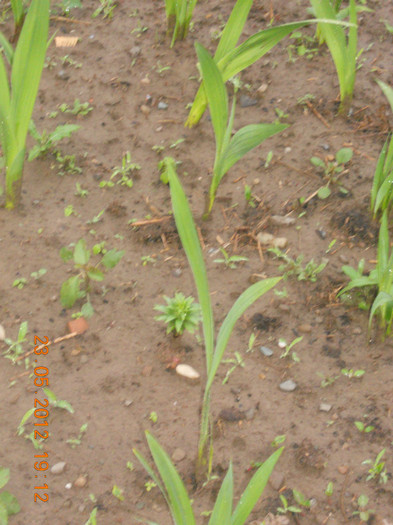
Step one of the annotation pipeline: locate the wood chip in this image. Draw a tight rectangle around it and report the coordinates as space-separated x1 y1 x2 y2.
55 36 79 48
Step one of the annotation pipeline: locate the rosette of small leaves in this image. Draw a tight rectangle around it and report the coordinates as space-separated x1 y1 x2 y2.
60 239 124 318
154 292 202 336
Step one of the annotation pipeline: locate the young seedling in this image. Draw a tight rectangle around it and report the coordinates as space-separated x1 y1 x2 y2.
195 43 287 216
12 277 27 289
246 332 257 353
28 122 80 169
60 239 124 318
56 153 82 176
271 435 286 448
339 211 393 336
66 423 88 448
99 152 140 189
244 184 257 208
222 351 245 384
362 449 388 484
287 30 319 62
92 0 116 19
317 372 339 388
30 268 47 281
3 321 28 366
325 481 334 498
354 421 374 434
213 248 248 269
341 368 365 378
84 507 98 525
158 156 280 477
60 55 82 68
154 292 202 336
310 147 353 199
352 494 375 522
43 388 74 413
0 467 21 521
149 412 158 424
17 408 46 449
164 0 197 47
277 494 302 514
75 182 88 198
59 99 93 116
309 0 357 114
279 336 303 362
134 431 283 524
111 485 124 501
269 247 328 282
141 255 156 266
0 0 49 208
370 81 393 218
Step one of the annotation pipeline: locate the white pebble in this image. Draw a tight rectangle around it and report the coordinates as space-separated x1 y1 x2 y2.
176 364 200 380
51 462 66 474
0 324 5 341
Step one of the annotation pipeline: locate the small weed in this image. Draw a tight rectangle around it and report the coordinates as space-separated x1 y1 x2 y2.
222 352 245 384
55 153 82 175
152 144 165 154
66 423 88 448
131 20 148 36
75 182 88 198
277 494 301 514
144 481 157 492
244 184 256 208
28 122 80 161
341 368 365 379
17 408 45 449
287 30 319 62
310 147 353 199
12 277 27 289
92 0 116 19
30 268 47 281
60 54 82 68
245 332 257 353
264 150 273 168
325 481 334 497
0 467 21 520
149 411 158 424
269 247 328 282
352 494 375 522
64 204 77 217
84 507 98 525
43 387 74 413
3 322 29 366
100 152 140 189
362 449 388 484
141 255 156 266
60 239 124 317
126 461 134 472
271 434 286 448
355 421 374 434
112 485 124 501
317 372 339 388
279 336 303 362
155 61 171 75
59 99 93 116
154 292 201 336
213 247 248 269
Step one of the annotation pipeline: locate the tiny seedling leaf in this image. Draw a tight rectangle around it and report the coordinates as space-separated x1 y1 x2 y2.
0 469 10 490
317 186 331 199
0 491 20 515
60 275 81 308
73 239 90 266
336 147 353 164
101 249 124 269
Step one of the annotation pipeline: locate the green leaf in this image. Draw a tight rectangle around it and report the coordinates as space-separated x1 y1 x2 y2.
101 249 124 269
49 124 80 143
42 387 57 403
219 123 288 176
55 400 74 414
87 268 105 282
310 156 325 168
18 321 28 342
81 302 94 318
214 0 253 61
60 276 81 308
74 239 90 266
207 277 281 392
208 463 233 524
0 492 20 516
195 43 228 157
376 79 393 114
335 147 353 164
0 502 7 525
0 469 10 490
167 158 215 370
18 408 35 430
369 291 393 329
231 447 283 525
317 186 331 199
144 432 196 525
60 246 74 262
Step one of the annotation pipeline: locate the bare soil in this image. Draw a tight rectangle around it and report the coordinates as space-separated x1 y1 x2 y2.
1 1 393 524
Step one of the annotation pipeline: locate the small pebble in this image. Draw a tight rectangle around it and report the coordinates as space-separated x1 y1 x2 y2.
140 104 150 116
271 215 296 226
278 304 290 312
260 346 274 357
319 403 332 412
339 254 349 264
279 379 297 392
338 465 349 475
140 77 150 85
56 69 70 80
171 448 186 462
244 407 256 420
240 95 257 107
65 483 72 490
124 399 133 407
176 363 200 380
278 340 287 349
257 83 268 94
352 327 362 335
51 462 66 475
257 232 274 245
172 268 182 277
298 323 312 334
0 324 5 341
80 355 88 364
273 237 288 249
284 147 292 154
322 143 330 151
74 476 87 488
129 46 141 56
157 101 168 110
316 229 327 240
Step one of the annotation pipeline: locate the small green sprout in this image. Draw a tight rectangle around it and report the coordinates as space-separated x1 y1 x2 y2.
222 352 245 384
75 183 88 198
59 99 93 116
341 368 365 379
0 467 21 520
325 481 334 498
144 481 157 492
149 411 158 424
112 485 124 501
352 494 375 522
213 247 248 269
362 449 388 484
277 494 301 514
354 421 374 434
12 278 27 289
271 434 286 448
30 268 47 280
154 292 202 336
66 423 88 448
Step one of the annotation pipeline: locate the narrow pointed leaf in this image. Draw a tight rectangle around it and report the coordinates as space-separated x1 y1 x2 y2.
167 158 215 369
206 277 280 392
208 463 233 525
195 43 228 156
376 79 393 114
145 432 196 525
215 0 253 61
369 291 393 328
231 448 283 525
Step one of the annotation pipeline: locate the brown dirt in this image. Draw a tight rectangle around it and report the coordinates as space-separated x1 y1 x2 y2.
1 1 393 524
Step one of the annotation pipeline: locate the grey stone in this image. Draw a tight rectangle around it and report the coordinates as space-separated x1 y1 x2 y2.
51 462 66 474
240 95 257 107
319 403 332 412
271 215 296 226
260 346 274 357
279 379 297 392
171 448 186 462
158 101 168 110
